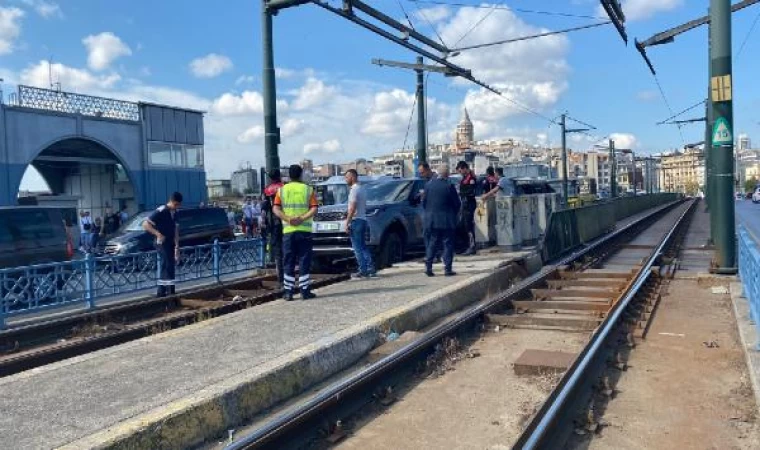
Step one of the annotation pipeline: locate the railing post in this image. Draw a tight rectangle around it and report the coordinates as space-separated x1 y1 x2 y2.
156 249 163 290
84 253 95 309
213 239 221 283
259 238 266 268
0 272 6 330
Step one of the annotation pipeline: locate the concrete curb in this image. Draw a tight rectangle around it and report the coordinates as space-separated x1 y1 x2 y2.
728 282 760 417
59 258 523 450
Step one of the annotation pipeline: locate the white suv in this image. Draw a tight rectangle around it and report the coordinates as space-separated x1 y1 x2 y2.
752 187 760 203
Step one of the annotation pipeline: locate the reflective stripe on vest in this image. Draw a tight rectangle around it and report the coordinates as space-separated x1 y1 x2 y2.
280 182 314 234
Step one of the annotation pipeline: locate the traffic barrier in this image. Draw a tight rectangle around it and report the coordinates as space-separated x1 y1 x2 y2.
541 194 681 262
0 239 265 329
738 225 760 347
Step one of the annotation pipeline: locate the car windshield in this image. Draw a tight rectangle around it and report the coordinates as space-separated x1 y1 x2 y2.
365 180 413 204
124 211 152 231
316 184 350 206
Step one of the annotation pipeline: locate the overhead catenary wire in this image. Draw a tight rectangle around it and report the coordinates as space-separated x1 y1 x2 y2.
453 3 497 47
410 0 448 47
407 0 608 20
655 99 707 125
452 21 611 52
396 0 417 30
652 73 686 145
402 93 418 150
736 7 760 58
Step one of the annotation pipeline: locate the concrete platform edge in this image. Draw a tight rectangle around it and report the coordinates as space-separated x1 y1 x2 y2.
59 259 522 450
729 282 760 417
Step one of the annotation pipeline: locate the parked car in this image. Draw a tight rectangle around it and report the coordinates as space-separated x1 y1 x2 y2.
312 178 427 268
0 206 71 269
753 187 760 204
103 207 235 256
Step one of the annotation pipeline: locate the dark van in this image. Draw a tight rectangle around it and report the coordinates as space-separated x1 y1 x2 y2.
103 207 235 255
0 206 71 269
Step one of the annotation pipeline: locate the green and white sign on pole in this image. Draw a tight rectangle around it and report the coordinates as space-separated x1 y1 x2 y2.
712 116 733 146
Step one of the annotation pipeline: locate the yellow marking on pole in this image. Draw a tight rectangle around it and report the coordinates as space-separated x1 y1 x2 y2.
711 75 732 102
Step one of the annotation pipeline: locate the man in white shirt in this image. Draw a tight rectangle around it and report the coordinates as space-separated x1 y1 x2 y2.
345 169 376 279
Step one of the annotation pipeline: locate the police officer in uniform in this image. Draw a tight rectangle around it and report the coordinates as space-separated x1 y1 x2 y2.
456 161 477 256
261 169 285 287
273 165 319 301
143 192 183 297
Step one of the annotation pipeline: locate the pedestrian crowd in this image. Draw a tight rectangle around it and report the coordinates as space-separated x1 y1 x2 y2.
76 207 129 254
140 160 506 301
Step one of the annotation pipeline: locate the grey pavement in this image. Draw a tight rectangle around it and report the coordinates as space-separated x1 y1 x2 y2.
0 253 525 450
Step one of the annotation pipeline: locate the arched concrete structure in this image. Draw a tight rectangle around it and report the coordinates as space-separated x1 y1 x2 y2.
0 85 208 211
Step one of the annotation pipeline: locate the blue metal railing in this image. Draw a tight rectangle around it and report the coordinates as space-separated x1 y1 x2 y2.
738 225 760 349
0 239 265 329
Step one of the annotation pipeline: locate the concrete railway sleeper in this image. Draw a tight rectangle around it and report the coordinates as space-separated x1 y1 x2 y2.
222 199 694 450
0 272 349 378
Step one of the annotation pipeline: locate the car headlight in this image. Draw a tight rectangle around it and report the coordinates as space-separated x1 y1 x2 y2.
119 242 139 253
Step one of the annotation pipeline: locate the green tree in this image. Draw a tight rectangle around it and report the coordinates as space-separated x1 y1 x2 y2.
744 177 758 193
684 180 700 196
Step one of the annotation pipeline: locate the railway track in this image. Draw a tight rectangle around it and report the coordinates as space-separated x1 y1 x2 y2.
222 198 694 450
0 272 348 378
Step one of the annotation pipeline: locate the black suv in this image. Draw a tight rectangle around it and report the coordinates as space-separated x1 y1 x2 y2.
103 207 235 255
0 206 71 269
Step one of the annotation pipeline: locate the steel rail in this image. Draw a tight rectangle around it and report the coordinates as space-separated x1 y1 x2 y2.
225 199 685 450
513 199 696 450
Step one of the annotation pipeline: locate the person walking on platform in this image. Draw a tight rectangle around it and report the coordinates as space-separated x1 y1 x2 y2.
423 165 460 277
262 169 285 287
143 192 183 298
345 169 376 279
273 165 319 301
456 161 478 256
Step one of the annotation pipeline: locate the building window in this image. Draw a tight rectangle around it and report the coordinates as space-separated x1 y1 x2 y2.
149 142 204 168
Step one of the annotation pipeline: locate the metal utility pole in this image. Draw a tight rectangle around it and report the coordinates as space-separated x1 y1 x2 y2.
609 139 617 198
709 0 736 271
262 0 281 178
560 113 592 205
371 57 457 165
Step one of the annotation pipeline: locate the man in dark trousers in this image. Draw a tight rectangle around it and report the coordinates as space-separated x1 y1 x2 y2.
261 169 285 287
143 192 182 297
423 165 460 277
273 165 319 300
456 160 478 256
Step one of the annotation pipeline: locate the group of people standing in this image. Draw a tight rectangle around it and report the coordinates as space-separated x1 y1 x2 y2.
77 207 129 253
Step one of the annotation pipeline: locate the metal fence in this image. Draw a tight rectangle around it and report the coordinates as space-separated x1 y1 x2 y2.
9 85 140 121
0 239 265 328
541 193 681 263
738 225 760 349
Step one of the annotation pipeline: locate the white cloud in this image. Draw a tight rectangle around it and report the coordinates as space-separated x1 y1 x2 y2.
275 67 316 79
210 91 264 116
438 6 569 125
361 89 416 137
0 7 24 55
281 118 305 137
235 75 255 85
636 90 658 102
21 0 62 19
304 139 342 155
609 132 638 149
414 5 450 23
21 60 121 91
82 32 132 71
597 0 683 21
237 125 264 144
189 53 233 79
292 77 337 110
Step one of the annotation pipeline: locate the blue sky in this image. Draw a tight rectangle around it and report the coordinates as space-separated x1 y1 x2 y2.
2 0 759 189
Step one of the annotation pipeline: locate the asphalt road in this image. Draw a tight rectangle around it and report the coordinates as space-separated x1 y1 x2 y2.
735 199 760 243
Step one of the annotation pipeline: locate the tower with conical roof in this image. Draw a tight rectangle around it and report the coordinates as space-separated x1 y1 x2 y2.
455 107 474 151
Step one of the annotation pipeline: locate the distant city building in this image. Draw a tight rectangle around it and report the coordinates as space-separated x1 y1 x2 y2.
659 148 705 195
231 167 259 196
739 134 751 153
207 179 232 198
455 107 474 151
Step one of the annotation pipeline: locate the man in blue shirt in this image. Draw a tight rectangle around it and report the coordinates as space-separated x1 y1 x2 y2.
143 192 183 297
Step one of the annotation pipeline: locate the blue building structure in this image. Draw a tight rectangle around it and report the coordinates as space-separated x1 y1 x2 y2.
0 85 207 218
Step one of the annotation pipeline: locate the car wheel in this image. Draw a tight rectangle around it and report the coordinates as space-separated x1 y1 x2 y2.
378 232 404 269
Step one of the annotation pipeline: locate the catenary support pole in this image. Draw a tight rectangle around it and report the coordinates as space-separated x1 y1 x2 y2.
609 139 616 198
561 114 568 205
709 0 736 271
262 1 281 177
415 56 427 165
